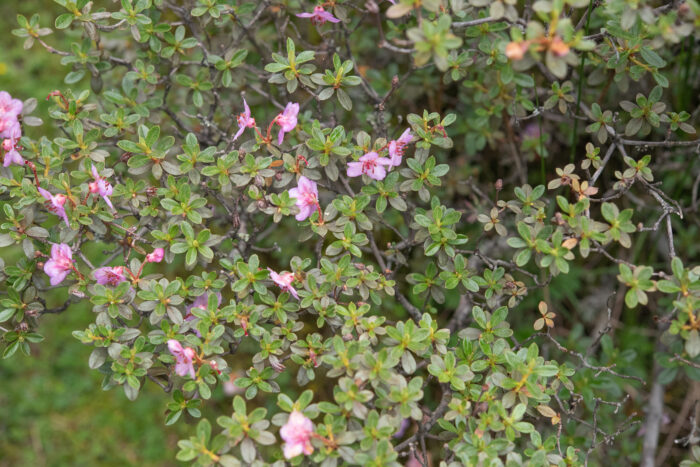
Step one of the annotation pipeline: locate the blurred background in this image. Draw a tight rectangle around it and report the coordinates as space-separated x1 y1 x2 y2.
0 2 187 465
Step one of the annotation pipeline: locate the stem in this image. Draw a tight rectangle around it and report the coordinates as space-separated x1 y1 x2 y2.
46 90 69 109
24 161 41 188
570 0 595 163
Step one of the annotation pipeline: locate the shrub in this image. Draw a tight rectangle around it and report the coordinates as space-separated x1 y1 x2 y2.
3 0 700 465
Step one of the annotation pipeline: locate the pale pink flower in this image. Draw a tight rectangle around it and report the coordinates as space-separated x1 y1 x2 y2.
38 187 70 228
296 6 341 25
268 268 299 299
2 123 23 167
288 176 319 221
94 266 126 286
44 243 74 286
89 165 114 211
233 98 256 141
275 102 299 145
0 92 22 138
280 410 314 459
167 339 196 379
388 128 413 167
145 247 164 263
346 151 393 180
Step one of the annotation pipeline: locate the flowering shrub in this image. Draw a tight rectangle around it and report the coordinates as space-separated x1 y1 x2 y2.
3 0 700 465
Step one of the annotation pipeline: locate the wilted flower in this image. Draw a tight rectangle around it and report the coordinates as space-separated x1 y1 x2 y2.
93 266 126 286
268 268 299 299
145 247 164 263
44 243 74 286
347 151 393 180
234 98 256 141
89 165 114 211
296 6 340 26
388 128 413 166
275 102 299 144
38 187 70 228
288 176 319 221
505 41 530 60
549 37 570 57
167 339 196 379
280 411 314 459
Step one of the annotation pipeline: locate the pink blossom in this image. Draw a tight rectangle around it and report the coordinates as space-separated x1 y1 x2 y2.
2 123 24 167
89 165 114 211
296 6 341 26
44 243 74 286
288 176 319 221
233 98 256 141
275 102 299 145
94 266 126 286
388 128 413 167
268 268 299 299
167 339 196 379
280 410 314 459
145 247 164 263
0 92 22 138
38 187 70 228
346 151 393 180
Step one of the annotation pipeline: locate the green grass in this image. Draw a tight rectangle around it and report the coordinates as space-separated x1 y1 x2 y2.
0 2 189 465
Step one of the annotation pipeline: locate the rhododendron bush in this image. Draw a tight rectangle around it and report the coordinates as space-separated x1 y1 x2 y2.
3 0 700 465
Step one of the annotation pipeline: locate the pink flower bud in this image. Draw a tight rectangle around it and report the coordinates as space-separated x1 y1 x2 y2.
146 247 164 263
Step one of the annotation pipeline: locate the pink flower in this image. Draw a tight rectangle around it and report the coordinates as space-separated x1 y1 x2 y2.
388 128 413 167
233 98 256 141
44 243 74 286
167 339 196 379
268 268 299 299
89 165 114 211
2 123 24 167
346 151 393 180
0 92 22 139
280 411 314 459
38 187 70 228
296 6 341 26
275 102 299 145
288 176 319 221
145 247 164 263
94 266 126 286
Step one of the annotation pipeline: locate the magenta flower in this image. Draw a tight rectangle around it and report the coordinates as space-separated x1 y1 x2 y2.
275 102 299 145
2 123 23 167
44 243 74 286
89 165 114 211
146 247 165 263
268 268 299 299
288 176 319 221
38 187 70 228
296 6 340 26
388 128 413 167
0 91 22 139
94 266 126 286
233 98 256 141
346 151 393 181
280 410 314 459
167 339 196 379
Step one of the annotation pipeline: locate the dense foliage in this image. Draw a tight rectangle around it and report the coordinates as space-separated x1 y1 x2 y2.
2 0 700 465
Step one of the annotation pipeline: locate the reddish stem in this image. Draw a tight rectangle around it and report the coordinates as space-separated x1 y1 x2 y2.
46 90 69 109
24 161 41 188
264 116 279 144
